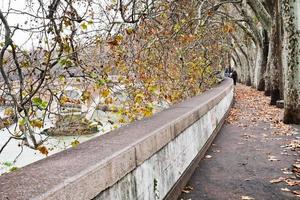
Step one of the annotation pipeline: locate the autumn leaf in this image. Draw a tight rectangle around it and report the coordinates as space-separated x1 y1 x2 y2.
270 177 286 184
71 140 80 148
37 145 49 156
107 39 119 46
142 106 153 117
4 107 14 117
118 118 126 123
182 186 193 194
126 28 134 35
281 188 291 192
101 89 110 98
207 10 214 17
60 95 70 104
134 93 144 103
63 19 72 27
30 119 43 128
285 179 300 186
107 35 123 46
81 91 91 102
268 155 280 161
148 85 158 93
292 190 300 195
104 97 113 104
293 163 300 169
241 196 255 200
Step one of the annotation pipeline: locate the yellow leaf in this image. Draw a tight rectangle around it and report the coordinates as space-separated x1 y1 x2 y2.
142 105 153 117
126 28 134 35
101 89 110 98
81 91 91 102
118 118 126 123
81 23 88 30
105 97 113 104
71 140 80 148
60 96 69 104
31 119 43 128
115 35 123 42
134 93 144 104
148 85 158 93
4 107 14 117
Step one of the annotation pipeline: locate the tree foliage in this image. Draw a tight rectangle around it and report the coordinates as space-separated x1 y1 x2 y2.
0 0 229 156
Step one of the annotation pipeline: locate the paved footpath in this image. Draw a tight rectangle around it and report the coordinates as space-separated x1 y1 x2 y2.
179 84 300 200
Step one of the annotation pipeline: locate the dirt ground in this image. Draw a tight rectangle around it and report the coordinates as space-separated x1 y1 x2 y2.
179 84 300 200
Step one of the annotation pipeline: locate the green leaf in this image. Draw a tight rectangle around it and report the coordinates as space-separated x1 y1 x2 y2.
59 74 66 82
19 119 26 126
32 97 42 105
3 162 12 167
9 166 18 172
81 23 88 30
90 72 98 79
40 102 48 109
32 97 48 109
97 79 106 86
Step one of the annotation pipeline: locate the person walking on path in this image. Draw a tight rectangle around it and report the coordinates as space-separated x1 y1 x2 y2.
231 70 238 85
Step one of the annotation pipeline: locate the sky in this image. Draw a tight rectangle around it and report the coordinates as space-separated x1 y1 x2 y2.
0 0 34 47
0 0 116 49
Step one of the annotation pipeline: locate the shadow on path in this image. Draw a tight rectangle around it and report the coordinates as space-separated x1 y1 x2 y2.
179 84 300 200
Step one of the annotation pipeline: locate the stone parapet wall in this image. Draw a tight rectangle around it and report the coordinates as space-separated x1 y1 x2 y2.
0 78 233 200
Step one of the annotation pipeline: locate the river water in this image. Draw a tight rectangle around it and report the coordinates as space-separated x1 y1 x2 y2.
0 109 119 174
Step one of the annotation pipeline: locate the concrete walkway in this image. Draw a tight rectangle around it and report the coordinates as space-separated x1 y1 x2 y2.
179 84 300 200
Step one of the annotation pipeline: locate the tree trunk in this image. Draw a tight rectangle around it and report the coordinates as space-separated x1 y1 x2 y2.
257 30 269 91
282 0 300 124
269 0 283 105
264 40 272 97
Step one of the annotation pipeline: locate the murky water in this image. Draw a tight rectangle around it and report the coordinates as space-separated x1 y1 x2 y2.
0 102 169 174
0 109 118 174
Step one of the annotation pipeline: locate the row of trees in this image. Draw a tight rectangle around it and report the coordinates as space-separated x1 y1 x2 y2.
210 0 299 124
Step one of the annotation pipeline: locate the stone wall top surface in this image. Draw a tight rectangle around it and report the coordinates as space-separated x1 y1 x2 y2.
0 78 233 200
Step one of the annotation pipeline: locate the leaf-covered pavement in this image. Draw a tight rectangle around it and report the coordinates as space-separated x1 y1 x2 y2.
179 84 300 200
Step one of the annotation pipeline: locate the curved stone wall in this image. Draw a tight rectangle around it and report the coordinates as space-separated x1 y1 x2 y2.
0 78 233 200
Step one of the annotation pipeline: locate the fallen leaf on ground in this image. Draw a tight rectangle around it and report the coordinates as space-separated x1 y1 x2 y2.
268 156 280 161
281 188 291 192
285 179 300 186
182 186 194 194
292 165 300 175
292 190 300 195
287 140 300 151
241 196 255 200
270 177 286 184
293 164 300 169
